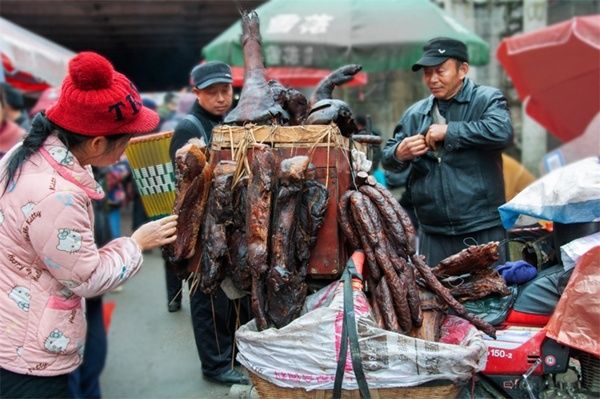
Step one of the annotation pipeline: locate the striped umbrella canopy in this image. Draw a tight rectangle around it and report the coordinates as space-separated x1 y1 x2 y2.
202 0 489 73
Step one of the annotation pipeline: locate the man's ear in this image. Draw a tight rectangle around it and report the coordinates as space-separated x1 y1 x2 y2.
459 62 470 79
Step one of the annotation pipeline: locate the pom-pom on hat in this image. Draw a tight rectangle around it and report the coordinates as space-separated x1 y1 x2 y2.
46 51 159 136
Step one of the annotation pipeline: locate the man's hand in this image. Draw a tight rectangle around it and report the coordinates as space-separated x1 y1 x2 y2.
395 134 429 161
425 124 448 151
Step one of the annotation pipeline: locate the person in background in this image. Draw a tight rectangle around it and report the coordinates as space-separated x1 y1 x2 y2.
168 61 249 385
382 37 513 266
0 82 31 131
355 114 385 185
157 92 178 125
0 51 178 398
105 158 130 239
160 91 197 132
0 85 26 159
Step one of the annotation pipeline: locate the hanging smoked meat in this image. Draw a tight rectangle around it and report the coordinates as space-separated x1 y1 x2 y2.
227 177 251 291
431 242 500 278
164 138 209 262
304 64 363 136
224 11 287 125
246 144 275 330
200 161 236 294
266 156 310 328
309 64 363 106
268 80 309 126
294 164 329 278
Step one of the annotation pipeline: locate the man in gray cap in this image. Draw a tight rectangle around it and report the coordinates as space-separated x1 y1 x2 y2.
169 61 234 155
168 61 250 385
382 37 513 266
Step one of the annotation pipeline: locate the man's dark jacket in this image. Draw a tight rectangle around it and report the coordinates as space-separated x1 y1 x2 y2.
169 101 222 161
382 78 513 235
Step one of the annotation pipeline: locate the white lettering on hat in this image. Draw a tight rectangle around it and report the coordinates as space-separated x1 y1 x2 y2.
438 49 446 54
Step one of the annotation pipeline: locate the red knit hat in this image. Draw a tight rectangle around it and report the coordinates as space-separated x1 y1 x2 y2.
46 52 158 136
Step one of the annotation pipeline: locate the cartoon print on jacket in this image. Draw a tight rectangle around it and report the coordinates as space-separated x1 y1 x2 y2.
21 202 36 218
58 286 74 299
8 286 31 311
44 329 70 353
118 265 129 280
47 146 75 166
56 228 82 253
55 193 75 207
59 280 79 289
44 257 61 270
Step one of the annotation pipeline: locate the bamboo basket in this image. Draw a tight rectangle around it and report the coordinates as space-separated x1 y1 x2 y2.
249 372 461 399
124 131 176 218
211 123 359 151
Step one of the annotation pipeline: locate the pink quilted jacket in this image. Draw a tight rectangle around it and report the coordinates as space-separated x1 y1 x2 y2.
0 135 143 376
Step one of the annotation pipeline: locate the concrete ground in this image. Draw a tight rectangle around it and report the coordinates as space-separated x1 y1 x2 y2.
100 249 256 399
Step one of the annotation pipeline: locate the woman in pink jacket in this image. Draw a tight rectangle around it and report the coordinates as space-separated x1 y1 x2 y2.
0 52 178 398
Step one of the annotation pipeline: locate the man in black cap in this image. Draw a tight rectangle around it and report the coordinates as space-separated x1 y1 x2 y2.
382 37 513 266
168 61 249 385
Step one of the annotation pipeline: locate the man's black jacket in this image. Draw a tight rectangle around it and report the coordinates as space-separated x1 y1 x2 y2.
382 78 513 235
169 101 222 161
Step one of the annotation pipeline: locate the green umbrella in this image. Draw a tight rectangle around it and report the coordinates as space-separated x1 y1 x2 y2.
202 0 489 72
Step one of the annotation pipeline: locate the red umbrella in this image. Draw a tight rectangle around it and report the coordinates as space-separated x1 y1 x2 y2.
497 15 600 142
229 66 368 88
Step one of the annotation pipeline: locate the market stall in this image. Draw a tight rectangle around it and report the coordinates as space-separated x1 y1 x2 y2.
126 10 499 398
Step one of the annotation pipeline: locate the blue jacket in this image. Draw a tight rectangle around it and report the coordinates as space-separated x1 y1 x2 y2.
382 78 513 235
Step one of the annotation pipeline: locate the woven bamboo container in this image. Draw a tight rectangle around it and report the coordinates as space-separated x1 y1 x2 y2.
249 372 461 399
211 123 359 151
124 131 175 218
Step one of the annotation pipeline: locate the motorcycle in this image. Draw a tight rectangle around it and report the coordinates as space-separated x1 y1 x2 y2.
464 222 600 399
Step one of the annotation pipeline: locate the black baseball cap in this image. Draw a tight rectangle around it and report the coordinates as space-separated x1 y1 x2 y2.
190 61 233 90
411 37 469 71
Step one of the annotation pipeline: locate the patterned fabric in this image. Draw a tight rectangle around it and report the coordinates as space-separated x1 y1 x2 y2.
0 134 143 376
131 163 175 196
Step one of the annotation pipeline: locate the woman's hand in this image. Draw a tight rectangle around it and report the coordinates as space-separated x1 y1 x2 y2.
131 214 178 251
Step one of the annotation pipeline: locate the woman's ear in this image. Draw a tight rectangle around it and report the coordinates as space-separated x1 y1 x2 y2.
88 136 108 154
